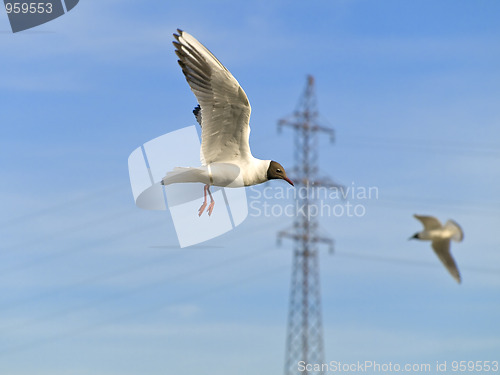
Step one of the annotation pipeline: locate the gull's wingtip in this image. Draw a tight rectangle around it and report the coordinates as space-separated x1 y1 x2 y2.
173 29 182 40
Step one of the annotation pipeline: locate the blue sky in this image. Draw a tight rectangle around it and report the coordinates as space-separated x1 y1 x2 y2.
1 0 500 374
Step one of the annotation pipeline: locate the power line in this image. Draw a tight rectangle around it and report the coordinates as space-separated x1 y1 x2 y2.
370 196 500 216
0 219 165 277
0 247 187 313
0 246 277 335
0 222 497 357
0 246 287 356
333 250 500 275
348 134 500 153
0 217 290 320
338 135 500 159
0 208 137 257
0 184 125 229
0 263 289 357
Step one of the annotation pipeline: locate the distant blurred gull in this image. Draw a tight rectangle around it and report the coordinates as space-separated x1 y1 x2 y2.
161 29 293 216
410 214 464 283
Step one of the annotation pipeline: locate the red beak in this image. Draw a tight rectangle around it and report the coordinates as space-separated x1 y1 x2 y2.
284 177 294 186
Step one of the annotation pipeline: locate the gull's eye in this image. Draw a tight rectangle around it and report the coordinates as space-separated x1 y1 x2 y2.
277 169 282 173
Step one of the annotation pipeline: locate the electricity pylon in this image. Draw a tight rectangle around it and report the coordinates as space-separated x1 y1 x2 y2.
278 75 339 375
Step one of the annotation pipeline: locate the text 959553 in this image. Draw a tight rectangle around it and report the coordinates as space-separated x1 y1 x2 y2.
5 2 53 14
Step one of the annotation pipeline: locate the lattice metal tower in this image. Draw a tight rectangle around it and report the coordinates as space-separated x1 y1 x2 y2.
278 75 338 375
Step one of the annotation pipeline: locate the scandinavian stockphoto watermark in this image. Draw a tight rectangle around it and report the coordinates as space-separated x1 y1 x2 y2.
129 126 377 247
249 182 379 219
3 0 79 33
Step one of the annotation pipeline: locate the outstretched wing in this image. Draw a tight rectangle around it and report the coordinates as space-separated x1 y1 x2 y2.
414 214 442 231
432 239 461 283
173 29 252 165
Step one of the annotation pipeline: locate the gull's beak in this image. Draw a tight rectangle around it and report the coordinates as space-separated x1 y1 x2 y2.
408 233 419 240
284 177 294 186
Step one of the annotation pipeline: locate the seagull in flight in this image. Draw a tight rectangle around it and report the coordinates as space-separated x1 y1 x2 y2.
410 214 464 283
161 29 293 216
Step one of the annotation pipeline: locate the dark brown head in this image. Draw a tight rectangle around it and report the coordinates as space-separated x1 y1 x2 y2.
409 233 420 240
267 161 293 186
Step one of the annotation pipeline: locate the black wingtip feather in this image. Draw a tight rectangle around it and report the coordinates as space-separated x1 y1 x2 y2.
174 50 184 60
193 104 202 127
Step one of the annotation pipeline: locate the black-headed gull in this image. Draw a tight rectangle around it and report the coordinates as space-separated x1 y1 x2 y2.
410 214 464 283
161 29 293 216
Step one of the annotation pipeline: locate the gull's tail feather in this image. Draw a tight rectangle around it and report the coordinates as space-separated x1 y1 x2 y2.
445 219 464 242
161 167 208 186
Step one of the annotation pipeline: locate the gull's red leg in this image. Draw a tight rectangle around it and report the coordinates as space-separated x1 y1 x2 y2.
207 186 215 216
198 184 209 216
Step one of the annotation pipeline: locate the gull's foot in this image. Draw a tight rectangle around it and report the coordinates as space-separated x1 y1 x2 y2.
198 202 207 216
207 201 215 216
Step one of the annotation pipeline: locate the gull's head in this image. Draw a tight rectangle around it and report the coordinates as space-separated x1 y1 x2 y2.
409 232 420 240
267 161 294 186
